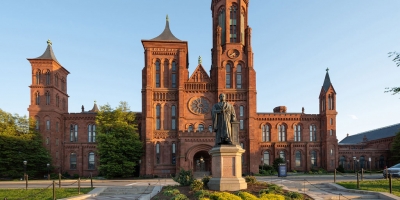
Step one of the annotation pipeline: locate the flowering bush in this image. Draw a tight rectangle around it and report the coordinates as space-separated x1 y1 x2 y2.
259 193 285 200
190 179 204 191
209 192 242 200
236 191 258 200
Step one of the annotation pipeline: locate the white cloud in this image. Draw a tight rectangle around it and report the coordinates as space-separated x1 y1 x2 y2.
349 115 358 120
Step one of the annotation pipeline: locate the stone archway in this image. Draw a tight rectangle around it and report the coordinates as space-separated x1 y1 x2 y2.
193 151 211 173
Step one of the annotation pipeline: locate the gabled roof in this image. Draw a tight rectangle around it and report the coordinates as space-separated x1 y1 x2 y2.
188 64 211 82
150 15 181 41
31 40 59 63
339 123 400 144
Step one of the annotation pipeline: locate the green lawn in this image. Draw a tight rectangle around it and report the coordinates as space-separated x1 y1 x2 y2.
0 188 93 200
337 179 400 197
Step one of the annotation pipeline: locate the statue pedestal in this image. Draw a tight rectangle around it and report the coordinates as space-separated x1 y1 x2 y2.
207 145 247 191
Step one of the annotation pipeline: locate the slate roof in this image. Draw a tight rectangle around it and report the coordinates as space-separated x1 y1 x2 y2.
150 15 181 41
322 71 332 92
339 123 400 144
31 40 59 63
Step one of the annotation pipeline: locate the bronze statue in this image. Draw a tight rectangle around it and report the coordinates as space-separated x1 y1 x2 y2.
212 93 236 145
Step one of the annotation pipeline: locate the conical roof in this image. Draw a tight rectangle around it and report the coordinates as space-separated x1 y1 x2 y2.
150 15 181 41
322 68 332 92
89 101 99 113
32 39 59 62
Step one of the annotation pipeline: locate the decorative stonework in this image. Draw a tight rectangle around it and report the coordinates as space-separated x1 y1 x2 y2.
188 97 210 115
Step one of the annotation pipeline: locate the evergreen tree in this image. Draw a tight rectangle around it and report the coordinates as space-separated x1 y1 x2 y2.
96 102 143 178
0 109 51 178
390 131 400 163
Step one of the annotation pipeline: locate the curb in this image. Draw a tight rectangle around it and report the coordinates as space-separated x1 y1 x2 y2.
139 185 162 200
58 187 106 200
327 183 400 200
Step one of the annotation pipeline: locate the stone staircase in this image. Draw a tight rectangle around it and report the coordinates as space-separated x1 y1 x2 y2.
99 186 154 196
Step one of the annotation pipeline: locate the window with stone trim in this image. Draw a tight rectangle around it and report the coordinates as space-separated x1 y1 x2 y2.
45 91 50 105
155 60 160 88
172 61 177 88
236 64 242 88
171 105 176 130
218 7 226 45
70 124 78 142
309 124 317 141
263 151 270 165
188 125 193 132
46 120 50 130
294 124 301 142
279 151 286 160
35 92 40 105
262 124 270 142
156 105 161 130
36 70 41 84
208 125 213 132
311 151 317 167
45 70 51 85
198 124 204 132
88 152 95 170
295 151 301 167
226 64 231 88
88 124 96 142
229 4 238 42
70 153 77 169
278 124 286 142
156 143 160 164
171 143 176 164
35 118 40 130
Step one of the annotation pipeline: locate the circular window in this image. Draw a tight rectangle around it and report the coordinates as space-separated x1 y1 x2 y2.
188 97 210 115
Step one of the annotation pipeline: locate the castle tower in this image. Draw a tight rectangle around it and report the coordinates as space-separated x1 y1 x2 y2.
319 68 338 171
141 16 189 175
27 40 70 169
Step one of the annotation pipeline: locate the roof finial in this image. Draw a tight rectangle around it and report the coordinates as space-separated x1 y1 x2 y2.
47 39 52 46
166 14 169 22
326 67 329 72
94 100 97 104
198 56 202 64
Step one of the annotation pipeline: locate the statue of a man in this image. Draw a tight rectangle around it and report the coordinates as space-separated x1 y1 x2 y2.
212 93 236 145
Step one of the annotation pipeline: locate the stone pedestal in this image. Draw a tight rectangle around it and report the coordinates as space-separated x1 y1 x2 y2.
207 145 247 191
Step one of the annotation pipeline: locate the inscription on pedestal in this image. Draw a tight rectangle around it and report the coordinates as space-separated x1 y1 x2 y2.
223 157 235 177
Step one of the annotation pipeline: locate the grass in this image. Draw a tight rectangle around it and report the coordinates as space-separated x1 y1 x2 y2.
0 187 93 200
337 179 400 197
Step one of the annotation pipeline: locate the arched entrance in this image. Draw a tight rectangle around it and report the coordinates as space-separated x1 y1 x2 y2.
193 151 211 174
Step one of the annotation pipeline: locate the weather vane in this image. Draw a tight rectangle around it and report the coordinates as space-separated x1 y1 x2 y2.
198 56 202 64
47 39 52 46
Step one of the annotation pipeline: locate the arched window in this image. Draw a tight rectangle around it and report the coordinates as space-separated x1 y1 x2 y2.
236 65 242 88
61 78 65 91
226 64 231 88
229 4 237 42
188 125 193 132
218 7 226 44
360 156 365 169
240 119 244 130
35 92 40 105
56 94 59 107
35 118 40 130
279 151 286 160
278 124 286 142
45 91 50 105
295 151 301 167
70 124 78 142
340 156 346 168
171 143 176 164
62 98 66 110
155 60 160 88
198 124 204 132
35 70 41 84
263 151 270 165
171 105 176 130
46 137 49 145
310 124 317 141
172 61 177 88
311 151 317 166
262 125 270 142
55 74 59 87
208 125 213 132
294 124 301 142
88 124 96 142
240 9 245 44
239 105 244 117
46 120 50 130
70 153 77 169
379 155 385 168
88 152 95 169
156 105 161 130
156 143 160 164
45 70 51 85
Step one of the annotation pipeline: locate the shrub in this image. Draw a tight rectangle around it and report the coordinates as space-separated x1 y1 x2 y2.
171 193 189 200
245 175 257 184
259 193 285 200
236 191 258 200
286 191 302 199
210 192 241 200
268 184 283 194
73 174 79 179
194 190 211 199
273 158 285 171
172 168 195 186
202 176 211 188
292 170 297 173
163 188 180 196
259 188 273 195
190 179 204 191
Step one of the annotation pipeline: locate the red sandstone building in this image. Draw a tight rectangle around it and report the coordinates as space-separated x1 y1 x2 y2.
26 0 397 177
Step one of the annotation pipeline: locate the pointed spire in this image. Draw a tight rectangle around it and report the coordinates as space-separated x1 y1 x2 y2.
322 69 332 92
150 15 181 41
32 40 59 63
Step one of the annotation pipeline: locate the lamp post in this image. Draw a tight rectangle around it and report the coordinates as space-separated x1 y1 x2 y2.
353 157 356 173
23 160 27 180
356 159 359 172
368 157 371 175
200 156 204 171
47 163 50 180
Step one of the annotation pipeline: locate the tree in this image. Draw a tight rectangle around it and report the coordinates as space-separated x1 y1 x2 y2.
96 102 143 178
386 52 400 95
390 131 400 164
0 109 52 178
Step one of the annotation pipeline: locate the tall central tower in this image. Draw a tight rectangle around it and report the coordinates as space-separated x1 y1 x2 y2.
210 0 257 173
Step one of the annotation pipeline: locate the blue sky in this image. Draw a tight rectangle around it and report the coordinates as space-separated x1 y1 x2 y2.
0 1 399 141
